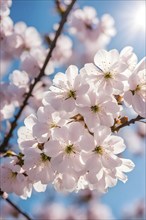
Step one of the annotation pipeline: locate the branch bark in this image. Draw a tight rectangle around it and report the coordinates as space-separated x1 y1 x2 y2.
0 0 76 152
113 115 145 132
1 196 32 220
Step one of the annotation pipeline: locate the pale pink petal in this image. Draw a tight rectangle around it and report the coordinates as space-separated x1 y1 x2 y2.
68 122 84 142
119 158 135 172
101 154 122 169
53 126 69 142
107 136 126 154
94 126 111 146
33 123 50 143
80 133 95 151
116 170 128 183
24 114 37 130
44 140 61 157
62 173 76 190
66 65 78 85
33 181 47 192
105 174 117 188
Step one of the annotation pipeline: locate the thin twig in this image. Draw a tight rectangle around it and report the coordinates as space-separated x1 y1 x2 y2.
3 197 32 220
0 0 76 152
113 115 145 132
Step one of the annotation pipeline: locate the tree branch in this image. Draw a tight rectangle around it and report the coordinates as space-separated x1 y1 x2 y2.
2 196 32 220
113 115 145 132
0 0 76 152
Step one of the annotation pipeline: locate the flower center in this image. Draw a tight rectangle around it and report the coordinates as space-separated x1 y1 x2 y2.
104 72 113 79
11 172 17 178
93 146 103 155
131 84 142 95
91 105 100 113
41 153 51 162
66 90 76 99
65 144 75 154
50 121 58 128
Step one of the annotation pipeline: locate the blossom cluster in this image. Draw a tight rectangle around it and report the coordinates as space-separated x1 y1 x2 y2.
0 0 52 121
0 1 117 123
0 190 115 219
68 6 116 63
0 0 145 202
1 47 145 199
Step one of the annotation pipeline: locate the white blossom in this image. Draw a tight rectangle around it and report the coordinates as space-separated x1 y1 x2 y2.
44 65 89 112
0 159 32 199
0 0 12 17
82 49 128 95
80 126 135 192
76 90 120 131
124 57 146 118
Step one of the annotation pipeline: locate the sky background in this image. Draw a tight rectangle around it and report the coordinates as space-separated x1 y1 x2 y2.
6 0 146 219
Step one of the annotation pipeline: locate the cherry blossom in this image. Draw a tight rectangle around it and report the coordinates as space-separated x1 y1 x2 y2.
120 46 138 72
26 105 67 143
44 122 85 174
82 49 128 95
0 158 32 199
44 65 89 112
87 201 115 220
0 0 144 210
14 22 42 51
124 57 146 117
68 6 116 63
77 90 120 131
23 147 55 185
50 34 73 66
0 83 17 120
0 0 12 17
80 126 134 192
9 70 29 88
21 48 54 77
123 199 145 220
69 6 99 41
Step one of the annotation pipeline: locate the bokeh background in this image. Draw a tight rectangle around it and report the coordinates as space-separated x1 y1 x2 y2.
1 0 146 219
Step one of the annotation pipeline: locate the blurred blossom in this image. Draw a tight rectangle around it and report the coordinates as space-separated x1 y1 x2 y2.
0 0 12 17
35 203 68 220
119 127 145 155
87 201 115 220
136 121 146 138
68 6 116 64
124 57 146 118
49 33 73 67
123 199 146 220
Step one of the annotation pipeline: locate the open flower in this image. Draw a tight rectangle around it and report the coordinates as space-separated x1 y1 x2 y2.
44 65 89 112
82 49 128 94
77 90 120 131
80 126 135 192
124 57 146 118
44 122 85 174
0 158 32 199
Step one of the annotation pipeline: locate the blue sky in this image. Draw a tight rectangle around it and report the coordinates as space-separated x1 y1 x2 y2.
9 0 146 219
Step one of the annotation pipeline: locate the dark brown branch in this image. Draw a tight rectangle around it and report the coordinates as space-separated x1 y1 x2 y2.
113 115 145 132
0 0 76 152
3 197 32 220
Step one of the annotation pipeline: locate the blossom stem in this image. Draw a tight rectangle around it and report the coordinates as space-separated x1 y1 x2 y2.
3 197 32 220
0 0 76 153
113 115 145 132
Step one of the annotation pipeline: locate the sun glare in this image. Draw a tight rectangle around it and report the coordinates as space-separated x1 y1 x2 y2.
134 6 145 30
